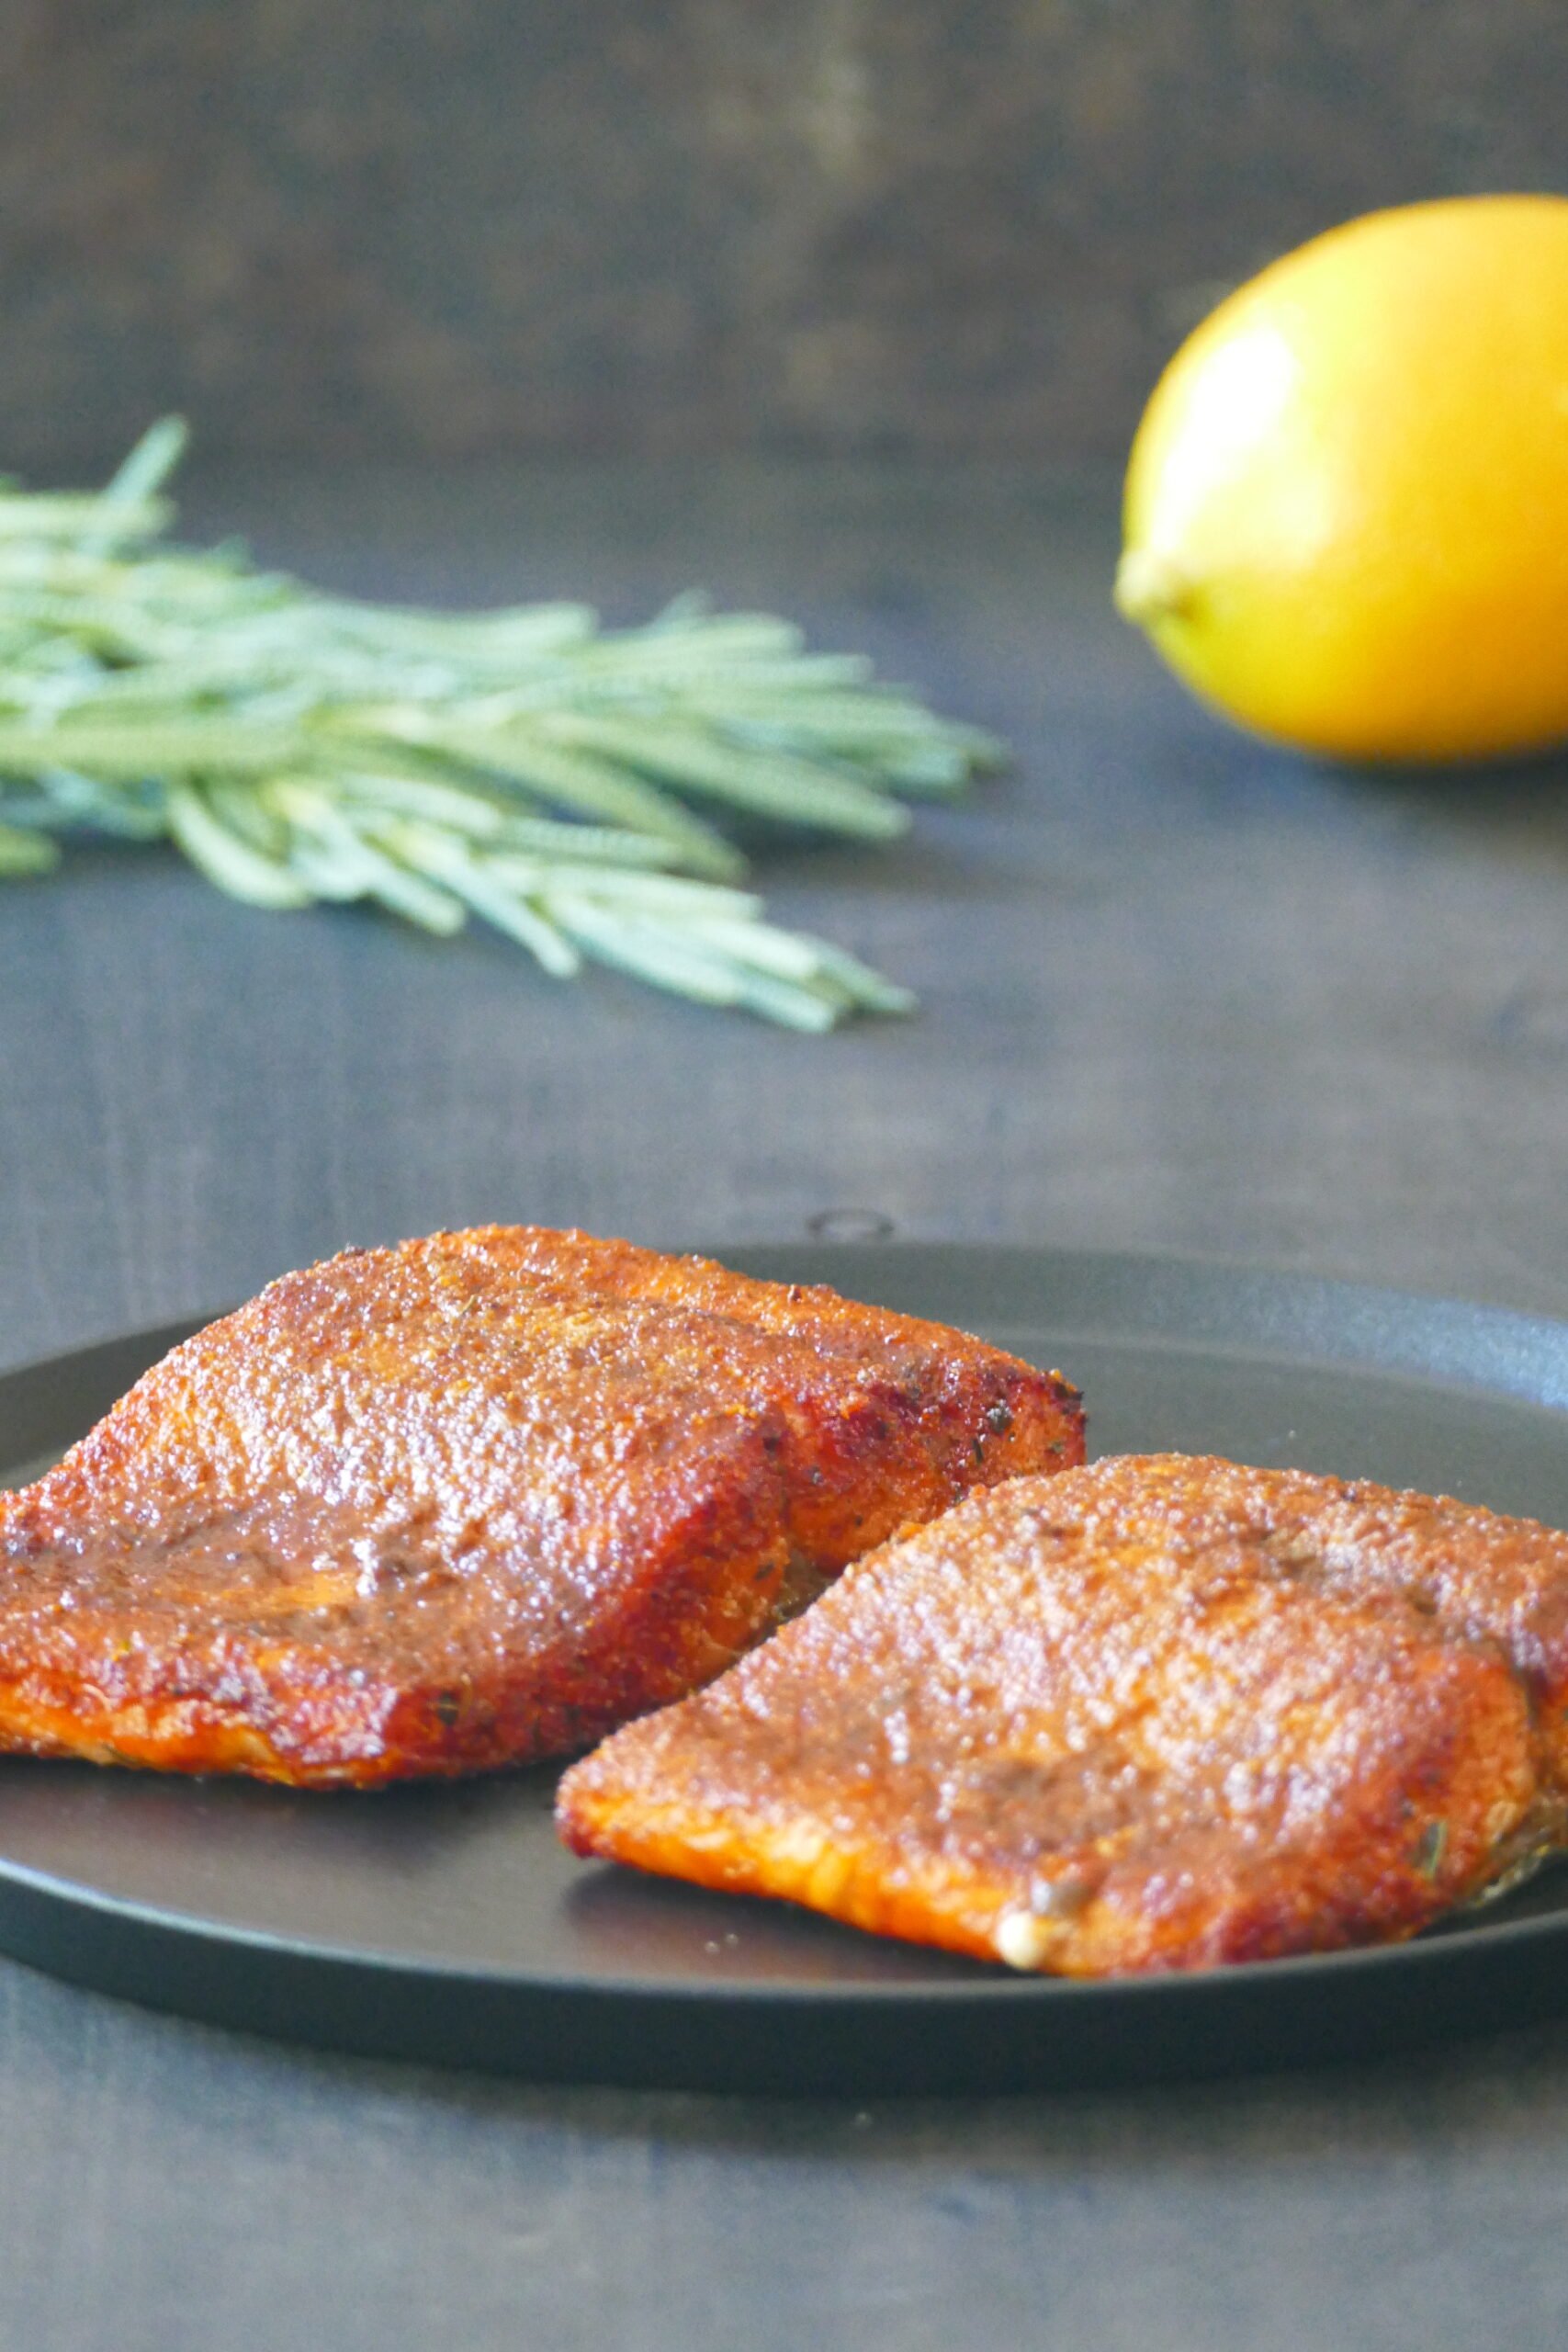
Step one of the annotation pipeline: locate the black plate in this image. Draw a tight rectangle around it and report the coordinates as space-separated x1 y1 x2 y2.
2 1244 1567 2095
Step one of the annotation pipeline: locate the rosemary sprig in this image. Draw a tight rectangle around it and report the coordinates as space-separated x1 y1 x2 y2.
0 423 1002 1028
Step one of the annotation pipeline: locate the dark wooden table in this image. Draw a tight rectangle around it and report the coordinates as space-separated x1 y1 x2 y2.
3 462 1567 2350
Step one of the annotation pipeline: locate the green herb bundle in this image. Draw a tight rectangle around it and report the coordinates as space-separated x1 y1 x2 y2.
0 423 1000 1028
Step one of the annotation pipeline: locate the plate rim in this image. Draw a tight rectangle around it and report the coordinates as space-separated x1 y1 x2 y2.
8 1234 1568 1403
5 1834 1568 2009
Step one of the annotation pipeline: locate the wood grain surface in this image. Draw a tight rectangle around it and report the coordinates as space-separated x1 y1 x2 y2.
4 1 1567 469
1 462 1567 2349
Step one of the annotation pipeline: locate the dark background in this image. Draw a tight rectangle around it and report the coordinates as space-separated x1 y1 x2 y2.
6 0 1567 473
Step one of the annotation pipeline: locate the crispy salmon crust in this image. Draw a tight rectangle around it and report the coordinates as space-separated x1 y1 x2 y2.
558 1455 1555 1974
0 1227 1082 1786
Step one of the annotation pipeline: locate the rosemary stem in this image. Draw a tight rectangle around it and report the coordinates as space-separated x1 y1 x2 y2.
0 424 1001 1027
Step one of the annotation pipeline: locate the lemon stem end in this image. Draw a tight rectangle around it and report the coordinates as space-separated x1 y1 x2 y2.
1114 547 1196 628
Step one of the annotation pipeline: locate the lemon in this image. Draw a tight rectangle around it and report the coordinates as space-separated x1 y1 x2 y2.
1116 195 1568 763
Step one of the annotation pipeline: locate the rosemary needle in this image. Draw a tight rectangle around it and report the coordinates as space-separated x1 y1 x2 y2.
0 423 1003 1026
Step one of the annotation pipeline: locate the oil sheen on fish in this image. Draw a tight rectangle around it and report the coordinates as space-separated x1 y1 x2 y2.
0 1227 1083 1785
558 1455 1560 1973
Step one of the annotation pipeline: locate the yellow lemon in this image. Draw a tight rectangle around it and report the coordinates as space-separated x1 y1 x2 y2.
1116 195 1568 763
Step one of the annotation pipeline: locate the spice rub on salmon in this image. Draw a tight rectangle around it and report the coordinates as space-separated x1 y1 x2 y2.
0 1227 1082 1787
558 1455 1556 1974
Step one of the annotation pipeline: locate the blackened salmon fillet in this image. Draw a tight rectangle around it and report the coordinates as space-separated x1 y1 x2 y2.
558 1454 1561 1973
0 1227 1083 1786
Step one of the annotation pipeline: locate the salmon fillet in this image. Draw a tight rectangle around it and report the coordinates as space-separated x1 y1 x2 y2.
0 1227 1082 1786
558 1454 1558 1973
